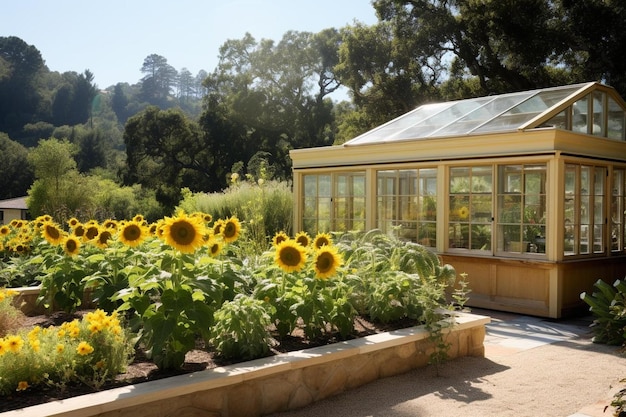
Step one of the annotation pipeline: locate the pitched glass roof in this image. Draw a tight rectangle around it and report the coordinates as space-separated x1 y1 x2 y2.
344 82 626 146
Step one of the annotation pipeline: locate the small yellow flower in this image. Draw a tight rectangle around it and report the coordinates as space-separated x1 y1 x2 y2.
56 344 65 354
16 381 29 391
29 339 41 352
76 341 94 356
6 335 24 353
0 339 7 356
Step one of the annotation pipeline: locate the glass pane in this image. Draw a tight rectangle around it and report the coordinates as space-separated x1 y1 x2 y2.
450 195 470 221
608 97 625 140
450 167 470 193
592 91 605 136
471 167 492 192
471 224 491 250
471 195 492 222
499 194 522 223
572 95 589 134
449 223 469 249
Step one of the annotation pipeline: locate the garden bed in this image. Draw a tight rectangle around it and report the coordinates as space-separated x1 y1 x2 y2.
1 310 489 417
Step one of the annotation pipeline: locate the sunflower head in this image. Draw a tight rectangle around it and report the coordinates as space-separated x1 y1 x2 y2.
0 225 10 236
42 222 65 245
207 237 223 257
67 217 80 228
161 214 206 253
313 246 343 279
458 206 469 220
102 219 118 231
295 231 311 248
63 236 81 256
221 216 241 243
73 224 85 237
133 214 145 223
117 220 149 247
272 231 289 247
94 229 112 249
84 223 100 241
313 232 332 249
274 239 307 273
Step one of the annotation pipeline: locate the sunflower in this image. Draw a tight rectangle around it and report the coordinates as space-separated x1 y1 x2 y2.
0 225 10 236
275 240 307 272
272 231 289 247
42 222 64 245
295 231 311 248
117 220 149 247
63 236 81 256
73 224 85 238
133 214 144 223
212 220 223 235
191 211 213 224
67 217 80 228
313 246 342 279
84 222 100 241
161 213 206 253
207 237 223 257
94 229 113 249
458 206 470 220
313 232 332 249
102 219 118 231
221 216 241 243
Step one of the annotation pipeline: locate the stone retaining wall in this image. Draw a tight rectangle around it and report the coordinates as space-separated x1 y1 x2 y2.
4 312 489 417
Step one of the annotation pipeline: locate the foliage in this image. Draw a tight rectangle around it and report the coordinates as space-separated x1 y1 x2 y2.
210 294 273 361
0 288 23 337
0 133 34 200
178 177 293 254
0 309 133 395
581 279 626 345
2 211 464 373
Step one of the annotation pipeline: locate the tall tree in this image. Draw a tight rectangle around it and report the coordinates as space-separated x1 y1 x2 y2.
123 106 212 209
0 133 34 199
0 37 46 138
139 54 178 107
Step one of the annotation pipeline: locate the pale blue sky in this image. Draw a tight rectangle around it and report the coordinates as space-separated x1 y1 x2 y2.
2 0 378 89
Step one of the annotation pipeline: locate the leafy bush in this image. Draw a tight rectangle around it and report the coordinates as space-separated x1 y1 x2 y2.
210 294 273 361
0 288 23 337
581 279 626 345
0 309 133 395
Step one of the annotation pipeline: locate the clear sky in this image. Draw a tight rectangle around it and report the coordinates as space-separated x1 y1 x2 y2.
2 0 378 89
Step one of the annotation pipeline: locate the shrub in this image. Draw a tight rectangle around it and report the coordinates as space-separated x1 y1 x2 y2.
581 279 626 345
210 294 273 360
0 309 133 395
0 288 23 337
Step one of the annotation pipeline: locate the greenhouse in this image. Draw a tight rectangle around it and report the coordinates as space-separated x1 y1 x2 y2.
290 82 626 318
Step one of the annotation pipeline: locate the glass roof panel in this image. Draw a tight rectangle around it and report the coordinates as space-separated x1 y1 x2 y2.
343 82 611 146
473 86 582 133
392 97 492 140
346 102 452 145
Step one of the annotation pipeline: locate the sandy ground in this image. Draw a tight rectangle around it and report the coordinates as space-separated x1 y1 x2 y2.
266 311 626 417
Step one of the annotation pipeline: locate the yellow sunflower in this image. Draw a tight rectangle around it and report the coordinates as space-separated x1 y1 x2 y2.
313 232 332 249
458 206 470 220
72 224 85 238
117 220 149 247
102 219 118 231
220 216 241 243
207 237 223 257
0 225 10 236
161 213 206 253
94 229 113 249
63 236 81 256
212 219 223 235
84 222 100 241
313 246 342 279
295 231 311 248
275 239 307 273
272 231 289 247
42 222 65 245
133 214 144 223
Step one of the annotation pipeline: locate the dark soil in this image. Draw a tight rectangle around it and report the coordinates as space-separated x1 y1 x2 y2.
1 311 419 413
